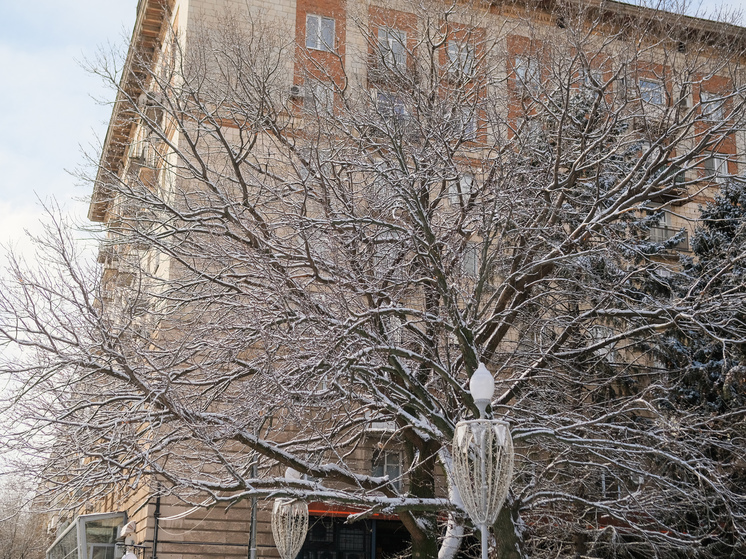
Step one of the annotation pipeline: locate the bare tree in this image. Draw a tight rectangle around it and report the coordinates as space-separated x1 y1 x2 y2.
1 1 745 557
0 477 48 559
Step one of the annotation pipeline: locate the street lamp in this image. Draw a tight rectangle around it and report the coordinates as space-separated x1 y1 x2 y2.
271 468 309 559
451 363 514 559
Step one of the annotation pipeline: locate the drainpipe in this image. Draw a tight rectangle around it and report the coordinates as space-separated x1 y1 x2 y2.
151 495 161 559
249 458 258 559
249 418 269 559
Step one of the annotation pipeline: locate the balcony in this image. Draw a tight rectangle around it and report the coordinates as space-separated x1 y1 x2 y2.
649 225 689 251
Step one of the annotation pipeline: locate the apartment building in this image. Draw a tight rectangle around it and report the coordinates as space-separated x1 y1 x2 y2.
44 0 745 558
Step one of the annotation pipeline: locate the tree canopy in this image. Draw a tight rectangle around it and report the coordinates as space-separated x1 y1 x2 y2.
2 1 745 557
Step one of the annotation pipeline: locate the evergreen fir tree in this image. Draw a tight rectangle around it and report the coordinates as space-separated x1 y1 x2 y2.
658 179 746 411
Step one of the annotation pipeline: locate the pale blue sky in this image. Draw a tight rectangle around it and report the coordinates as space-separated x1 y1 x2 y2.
0 0 742 257
0 1 137 254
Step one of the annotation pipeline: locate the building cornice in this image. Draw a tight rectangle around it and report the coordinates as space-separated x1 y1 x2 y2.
90 0 173 222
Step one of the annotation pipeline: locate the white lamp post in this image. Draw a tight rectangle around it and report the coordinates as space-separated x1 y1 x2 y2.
451 363 514 559
271 468 309 559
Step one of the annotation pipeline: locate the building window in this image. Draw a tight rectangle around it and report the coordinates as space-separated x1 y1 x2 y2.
704 154 729 184
462 241 480 277
305 80 334 114
646 207 689 250
639 79 664 105
371 229 405 282
514 56 540 91
300 517 409 559
367 410 397 432
446 108 477 140
648 206 672 230
47 513 127 559
588 325 618 362
306 14 335 51
616 76 628 101
375 91 407 122
385 315 403 347
449 173 474 205
372 449 402 490
700 91 725 121
461 108 477 140
309 518 335 543
378 27 407 70
447 39 474 77
668 165 686 189
338 525 365 553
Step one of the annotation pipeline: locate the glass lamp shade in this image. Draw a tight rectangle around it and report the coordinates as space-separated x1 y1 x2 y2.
285 467 303 480
470 363 495 418
271 498 309 559
451 420 514 527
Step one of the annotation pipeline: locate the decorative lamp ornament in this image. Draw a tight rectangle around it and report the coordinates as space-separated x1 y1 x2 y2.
271 467 309 559
451 420 514 528
469 362 495 418
122 553 138 559
452 363 514 559
271 499 309 559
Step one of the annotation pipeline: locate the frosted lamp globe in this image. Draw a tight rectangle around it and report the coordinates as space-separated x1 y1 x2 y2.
469 362 495 418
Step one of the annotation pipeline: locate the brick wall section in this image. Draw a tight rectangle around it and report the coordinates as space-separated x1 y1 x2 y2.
294 0 347 92
183 0 298 91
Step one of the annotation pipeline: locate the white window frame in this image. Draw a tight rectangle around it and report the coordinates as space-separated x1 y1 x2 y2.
461 108 477 140
447 39 474 77
445 107 477 141
449 173 474 205
704 153 729 184
589 325 618 362
646 205 672 228
639 79 664 105
371 160 392 199
648 211 673 243
386 314 403 346
645 204 689 250
616 76 627 101
304 80 334 114
47 512 127 559
514 55 540 91
372 229 404 282
372 449 402 490
462 240 480 277
306 14 335 52
365 411 397 432
518 117 543 141
378 27 407 70
700 90 725 121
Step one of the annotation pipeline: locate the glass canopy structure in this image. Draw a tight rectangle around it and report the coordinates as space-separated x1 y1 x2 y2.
47 512 127 559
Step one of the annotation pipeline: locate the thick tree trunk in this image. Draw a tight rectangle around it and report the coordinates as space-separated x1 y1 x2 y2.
492 495 525 559
404 440 440 559
411 532 441 559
